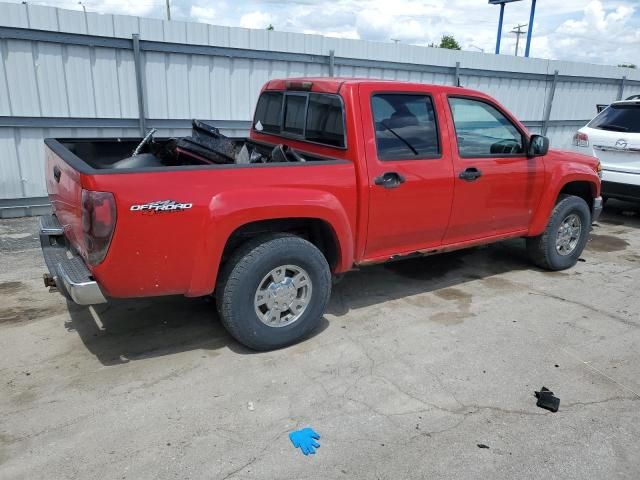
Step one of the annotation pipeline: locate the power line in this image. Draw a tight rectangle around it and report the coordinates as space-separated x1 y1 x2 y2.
510 23 527 56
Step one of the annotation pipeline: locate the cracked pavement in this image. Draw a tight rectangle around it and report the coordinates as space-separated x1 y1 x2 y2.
1 200 640 479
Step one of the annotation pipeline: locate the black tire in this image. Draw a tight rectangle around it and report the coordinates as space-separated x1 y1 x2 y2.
526 194 591 271
216 233 331 351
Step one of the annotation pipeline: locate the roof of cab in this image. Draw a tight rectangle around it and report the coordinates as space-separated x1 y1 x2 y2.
264 77 483 97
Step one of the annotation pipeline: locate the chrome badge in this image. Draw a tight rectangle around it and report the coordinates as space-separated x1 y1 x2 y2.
615 139 628 150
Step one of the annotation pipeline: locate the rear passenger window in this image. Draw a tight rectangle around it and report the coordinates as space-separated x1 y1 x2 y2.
253 91 346 148
371 94 440 160
253 92 282 134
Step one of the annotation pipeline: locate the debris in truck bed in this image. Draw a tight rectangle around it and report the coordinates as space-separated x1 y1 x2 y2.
176 120 238 164
169 119 307 166
534 386 560 412
235 144 250 164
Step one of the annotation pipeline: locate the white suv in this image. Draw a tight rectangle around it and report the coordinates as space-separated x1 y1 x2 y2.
573 98 640 202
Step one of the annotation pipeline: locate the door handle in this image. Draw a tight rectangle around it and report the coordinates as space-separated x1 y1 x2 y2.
374 172 406 189
459 167 482 181
53 165 62 183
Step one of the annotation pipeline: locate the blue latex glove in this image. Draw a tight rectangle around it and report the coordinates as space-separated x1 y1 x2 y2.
289 427 321 455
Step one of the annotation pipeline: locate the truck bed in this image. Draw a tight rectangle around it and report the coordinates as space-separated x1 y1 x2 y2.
46 137 336 173
49 120 341 174
44 130 357 299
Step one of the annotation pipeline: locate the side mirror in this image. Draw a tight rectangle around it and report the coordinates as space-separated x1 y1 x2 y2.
527 134 549 158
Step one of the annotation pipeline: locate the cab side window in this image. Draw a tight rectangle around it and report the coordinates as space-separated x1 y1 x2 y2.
448 97 524 157
371 94 440 160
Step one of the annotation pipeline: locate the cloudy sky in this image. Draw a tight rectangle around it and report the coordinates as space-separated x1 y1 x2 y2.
9 0 640 66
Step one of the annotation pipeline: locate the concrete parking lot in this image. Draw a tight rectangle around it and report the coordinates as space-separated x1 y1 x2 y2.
1 202 639 479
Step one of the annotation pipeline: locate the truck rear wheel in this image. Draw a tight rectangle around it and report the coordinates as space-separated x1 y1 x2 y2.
216 234 331 351
526 194 591 271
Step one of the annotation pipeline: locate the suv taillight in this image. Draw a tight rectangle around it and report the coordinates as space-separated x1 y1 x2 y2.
573 131 589 147
81 189 116 265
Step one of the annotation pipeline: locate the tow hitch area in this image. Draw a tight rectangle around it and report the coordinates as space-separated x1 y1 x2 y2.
43 273 57 289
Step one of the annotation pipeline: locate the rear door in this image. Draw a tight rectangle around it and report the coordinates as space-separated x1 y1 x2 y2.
443 96 545 243
359 83 455 260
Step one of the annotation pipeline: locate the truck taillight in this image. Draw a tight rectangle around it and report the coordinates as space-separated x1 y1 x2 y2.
573 131 589 147
81 189 116 265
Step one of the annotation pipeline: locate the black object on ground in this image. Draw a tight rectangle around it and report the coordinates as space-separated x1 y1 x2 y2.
477 444 490 449
535 386 560 412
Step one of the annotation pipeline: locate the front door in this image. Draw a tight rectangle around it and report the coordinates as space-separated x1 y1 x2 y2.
443 96 545 243
360 84 455 260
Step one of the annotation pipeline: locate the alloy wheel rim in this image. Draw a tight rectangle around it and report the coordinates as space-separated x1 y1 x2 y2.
254 264 312 327
556 213 582 256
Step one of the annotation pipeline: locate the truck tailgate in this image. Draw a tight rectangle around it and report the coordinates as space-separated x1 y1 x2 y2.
45 144 85 256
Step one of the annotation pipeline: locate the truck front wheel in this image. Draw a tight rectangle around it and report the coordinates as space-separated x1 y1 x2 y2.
526 194 591 271
216 234 331 351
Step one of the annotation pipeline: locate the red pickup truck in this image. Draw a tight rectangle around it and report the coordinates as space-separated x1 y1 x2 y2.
40 78 602 350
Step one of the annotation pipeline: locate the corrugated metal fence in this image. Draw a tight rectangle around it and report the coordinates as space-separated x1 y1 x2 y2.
1 2 639 217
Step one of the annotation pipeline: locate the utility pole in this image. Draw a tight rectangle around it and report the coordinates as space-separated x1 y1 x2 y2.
166 0 171 20
511 23 527 56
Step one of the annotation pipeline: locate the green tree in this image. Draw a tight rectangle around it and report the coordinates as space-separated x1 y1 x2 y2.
439 35 461 50
266 24 274 31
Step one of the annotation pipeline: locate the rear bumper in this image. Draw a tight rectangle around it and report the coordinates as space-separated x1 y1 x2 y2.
602 181 640 202
592 196 603 223
39 215 107 305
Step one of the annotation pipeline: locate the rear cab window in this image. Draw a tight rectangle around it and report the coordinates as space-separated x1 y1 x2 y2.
253 91 346 148
371 93 440 160
253 92 282 134
588 103 640 133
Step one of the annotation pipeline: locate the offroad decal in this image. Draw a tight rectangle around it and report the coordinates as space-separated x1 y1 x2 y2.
130 200 193 213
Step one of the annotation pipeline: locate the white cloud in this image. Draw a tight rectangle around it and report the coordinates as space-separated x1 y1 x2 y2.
550 0 638 63
355 9 435 44
92 1 155 17
4 0 639 66
239 11 274 29
559 1 632 35
190 6 217 24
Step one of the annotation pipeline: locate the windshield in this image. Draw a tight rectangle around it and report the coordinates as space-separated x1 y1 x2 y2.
588 104 640 133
